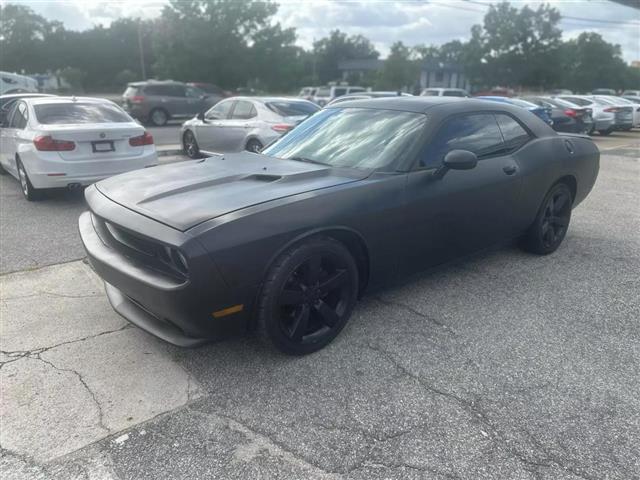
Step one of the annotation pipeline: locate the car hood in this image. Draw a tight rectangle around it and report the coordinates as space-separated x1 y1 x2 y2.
96 152 370 231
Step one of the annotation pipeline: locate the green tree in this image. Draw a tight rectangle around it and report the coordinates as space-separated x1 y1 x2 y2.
152 0 281 89
0 4 64 73
471 1 562 89
377 41 418 91
312 30 379 84
561 32 629 92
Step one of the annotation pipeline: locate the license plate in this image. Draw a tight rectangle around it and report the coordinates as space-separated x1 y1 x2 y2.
92 140 114 153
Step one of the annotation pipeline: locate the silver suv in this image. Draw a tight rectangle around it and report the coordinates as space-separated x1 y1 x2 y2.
122 81 218 126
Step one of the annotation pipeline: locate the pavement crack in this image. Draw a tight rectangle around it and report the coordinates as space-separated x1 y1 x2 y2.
0 324 131 369
362 341 595 479
34 353 110 434
373 295 456 334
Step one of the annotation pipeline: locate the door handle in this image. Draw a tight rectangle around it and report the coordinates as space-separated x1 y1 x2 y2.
503 165 518 175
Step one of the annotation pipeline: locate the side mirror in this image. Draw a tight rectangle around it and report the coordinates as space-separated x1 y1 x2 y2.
197 111 206 121
444 149 478 170
432 149 477 179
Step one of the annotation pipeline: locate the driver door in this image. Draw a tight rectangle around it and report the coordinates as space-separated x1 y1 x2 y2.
401 112 524 274
195 100 235 152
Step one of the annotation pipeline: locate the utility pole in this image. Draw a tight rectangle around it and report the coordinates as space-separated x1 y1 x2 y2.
138 20 147 80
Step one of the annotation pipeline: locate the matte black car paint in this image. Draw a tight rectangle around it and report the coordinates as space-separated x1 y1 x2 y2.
79 97 599 346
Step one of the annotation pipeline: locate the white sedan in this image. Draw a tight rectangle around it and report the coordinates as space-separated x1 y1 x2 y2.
0 96 158 200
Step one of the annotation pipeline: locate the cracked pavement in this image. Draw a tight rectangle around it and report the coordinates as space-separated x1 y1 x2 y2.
1 136 639 479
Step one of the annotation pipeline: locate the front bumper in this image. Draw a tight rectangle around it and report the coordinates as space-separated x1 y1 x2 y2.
78 187 254 346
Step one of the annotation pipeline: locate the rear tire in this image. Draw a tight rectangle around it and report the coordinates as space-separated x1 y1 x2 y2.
257 237 358 355
149 108 169 127
17 158 42 201
246 139 263 153
520 183 572 255
598 128 612 136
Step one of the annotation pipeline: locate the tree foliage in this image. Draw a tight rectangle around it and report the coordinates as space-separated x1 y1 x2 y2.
0 1 637 93
313 30 379 84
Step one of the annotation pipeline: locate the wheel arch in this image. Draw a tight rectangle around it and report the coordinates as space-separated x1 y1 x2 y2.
555 174 577 204
263 226 371 298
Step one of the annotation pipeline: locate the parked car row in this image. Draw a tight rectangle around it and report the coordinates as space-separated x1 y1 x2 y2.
0 94 158 200
299 85 367 106
474 94 639 135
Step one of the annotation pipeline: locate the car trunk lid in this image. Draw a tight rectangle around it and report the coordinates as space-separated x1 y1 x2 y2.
38 123 147 160
96 152 370 231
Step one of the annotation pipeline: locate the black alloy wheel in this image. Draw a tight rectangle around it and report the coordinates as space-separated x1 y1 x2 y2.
246 139 263 153
258 237 358 355
521 182 572 255
183 130 200 159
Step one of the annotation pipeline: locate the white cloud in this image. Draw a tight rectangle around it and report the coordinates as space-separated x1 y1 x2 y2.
11 0 640 61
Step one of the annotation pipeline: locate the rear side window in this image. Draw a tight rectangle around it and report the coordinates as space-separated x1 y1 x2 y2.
231 101 257 119
496 114 531 153
423 90 439 96
34 103 131 124
123 86 139 97
144 84 185 97
9 102 28 129
421 113 504 168
267 101 319 117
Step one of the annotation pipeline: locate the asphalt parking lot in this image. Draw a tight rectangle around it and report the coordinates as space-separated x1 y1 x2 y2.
1 131 639 479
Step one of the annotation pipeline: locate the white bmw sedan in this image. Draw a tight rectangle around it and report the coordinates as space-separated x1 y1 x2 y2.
0 96 158 200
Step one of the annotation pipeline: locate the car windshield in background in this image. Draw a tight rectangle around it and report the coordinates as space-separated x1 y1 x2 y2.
263 107 426 170
34 103 132 124
267 101 319 117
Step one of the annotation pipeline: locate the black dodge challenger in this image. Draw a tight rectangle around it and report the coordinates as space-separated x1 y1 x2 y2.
79 97 599 355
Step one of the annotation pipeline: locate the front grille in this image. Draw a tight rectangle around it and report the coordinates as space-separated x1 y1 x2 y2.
91 213 188 280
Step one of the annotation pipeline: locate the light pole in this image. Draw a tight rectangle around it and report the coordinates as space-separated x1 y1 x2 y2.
138 20 147 80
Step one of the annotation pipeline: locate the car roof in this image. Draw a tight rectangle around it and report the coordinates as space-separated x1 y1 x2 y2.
326 96 515 113
230 96 316 104
23 96 116 106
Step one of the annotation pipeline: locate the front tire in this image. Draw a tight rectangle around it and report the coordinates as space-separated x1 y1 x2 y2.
521 183 572 255
183 130 201 159
257 237 359 355
598 128 612 136
17 158 42 201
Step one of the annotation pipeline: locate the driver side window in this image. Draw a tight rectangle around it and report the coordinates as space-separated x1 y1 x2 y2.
420 113 503 168
205 100 234 120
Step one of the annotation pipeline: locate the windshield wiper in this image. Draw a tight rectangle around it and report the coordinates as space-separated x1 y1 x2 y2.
287 156 330 166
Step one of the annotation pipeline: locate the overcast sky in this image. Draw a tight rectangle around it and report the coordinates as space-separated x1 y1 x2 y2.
7 0 640 62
